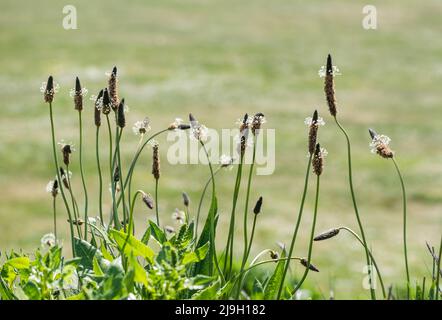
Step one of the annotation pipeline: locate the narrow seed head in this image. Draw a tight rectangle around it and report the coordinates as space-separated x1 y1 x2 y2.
102 88 111 115
141 191 154 210
152 143 160 180
178 124 191 130
239 113 249 132
68 219 84 226
117 98 126 128
182 192 190 207
74 77 83 111
59 167 69 189
189 113 196 123
308 110 319 155
312 143 324 176
300 258 320 272
324 54 337 117
251 112 265 136
51 179 59 198
113 165 120 182
108 66 119 110
314 228 340 241
94 89 103 127
62 144 72 166
44 76 54 103
369 129 394 159
253 196 263 215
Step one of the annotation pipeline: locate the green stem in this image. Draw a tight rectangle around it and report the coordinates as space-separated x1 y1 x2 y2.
66 165 82 238
116 127 128 231
334 117 376 300
48 102 75 255
78 112 89 240
155 178 160 226
223 155 243 277
435 234 442 300
339 227 386 298
200 142 224 283
276 154 312 299
392 158 410 299
52 197 57 239
96 126 104 224
195 167 221 244
292 175 320 296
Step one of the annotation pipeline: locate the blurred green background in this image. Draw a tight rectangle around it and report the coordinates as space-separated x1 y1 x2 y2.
0 0 441 299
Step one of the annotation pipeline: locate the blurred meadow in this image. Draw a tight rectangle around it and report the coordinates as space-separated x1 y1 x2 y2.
0 0 441 298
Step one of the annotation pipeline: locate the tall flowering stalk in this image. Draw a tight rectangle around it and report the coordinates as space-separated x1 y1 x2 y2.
292 143 325 295
152 141 161 226
42 76 75 255
116 99 128 230
323 54 376 299
223 114 248 278
46 180 59 238
369 128 410 297
93 90 104 223
73 77 89 239
276 110 323 299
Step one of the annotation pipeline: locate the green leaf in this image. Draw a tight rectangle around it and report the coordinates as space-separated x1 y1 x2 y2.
23 281 41 300
193 196 218 276
93 256 104 276
73 237 102 270
191 279 220 300
140 225 151 245
100 245 114 261
109 229 154 263
0 276 16 300
5 257 30 270
128 254 148 287
264 251 286 300
182 242 210 265
149 220 167 245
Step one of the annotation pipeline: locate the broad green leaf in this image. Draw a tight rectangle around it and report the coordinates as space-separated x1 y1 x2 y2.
140 225 151 245
148 220 167 245
73 237 102 270
0 276 16 300
264 251 286 300
100 245 114 261
92 257 104 276
23 281 41 300
128 254 148 287
182 242 210 265
191 279 220 300
109 229 154 263
6 257 30 270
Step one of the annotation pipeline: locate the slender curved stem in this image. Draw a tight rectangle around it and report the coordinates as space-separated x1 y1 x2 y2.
78 112 89 240
392 158 410 298
334 117 376 300
200 142 224 283
195 166 221 242
126 134 145 204
115 127 128 231
95 126 104 224
154 178 159 226
435 234 442 300
276 154 312 299
48 102 75 255
223 155 243 277
66 165 82 239
292 175 321 295
338 227 386 298
52 197 57 239
245 214 258 264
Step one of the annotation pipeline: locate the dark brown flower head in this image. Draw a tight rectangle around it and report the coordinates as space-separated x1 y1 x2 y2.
253 196 263 215
182 192 190 207
108 66 119 110
251 113 265 136
178 124 191 130
300 258 320 272
269 250 279 261
117 98 126 128
308 110 319 155
189 113 196 123
43 76 55 103
141 191 154 210
94 89 103 127
314 228 340 241
68 219 84 226
165 226 175 234
74 77 83 111
61 143 73 166
102 88 112 115
324 54 337 117
312 143 325 176
369 129 394 159
239 113 249 133
49 179 58 198
59 167 70 189
113 165 120 182
152 143 160 180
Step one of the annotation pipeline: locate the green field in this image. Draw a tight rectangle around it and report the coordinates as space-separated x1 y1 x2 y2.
0 0 441 298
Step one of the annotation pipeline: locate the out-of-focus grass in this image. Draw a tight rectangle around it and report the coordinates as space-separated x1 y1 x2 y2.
0 0 441 298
